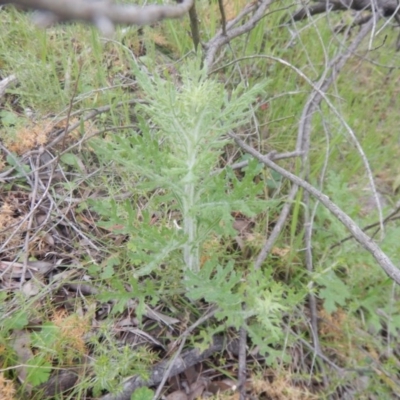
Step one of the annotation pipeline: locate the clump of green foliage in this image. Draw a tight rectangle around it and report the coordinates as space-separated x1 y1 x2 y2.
90 59 300 357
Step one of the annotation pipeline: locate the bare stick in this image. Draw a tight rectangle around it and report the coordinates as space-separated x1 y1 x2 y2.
4 0 194 34
188 1 200 51
238 325 247 400
331 202 400 249
229 150 303 171
217 0 227 36
289 0 400 22
152 337 187 400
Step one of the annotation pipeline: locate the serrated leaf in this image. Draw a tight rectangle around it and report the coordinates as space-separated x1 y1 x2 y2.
0 110 19 126
317 271 351 313
185 261 243 327
26 356 52 386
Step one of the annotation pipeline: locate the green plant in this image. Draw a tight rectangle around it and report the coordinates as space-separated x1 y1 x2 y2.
91 59 264 273
89 58 300 356
89 325 156 397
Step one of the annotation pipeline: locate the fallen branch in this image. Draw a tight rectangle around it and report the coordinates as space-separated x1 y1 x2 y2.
100 335 233 400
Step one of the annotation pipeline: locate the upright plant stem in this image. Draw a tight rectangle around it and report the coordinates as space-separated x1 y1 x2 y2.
183 183 199 272
182 141 199 272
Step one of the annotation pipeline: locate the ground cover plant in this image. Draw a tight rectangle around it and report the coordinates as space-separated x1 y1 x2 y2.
1 0 400 399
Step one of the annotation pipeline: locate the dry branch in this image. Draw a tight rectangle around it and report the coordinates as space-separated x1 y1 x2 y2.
291 0 400 21
2 0 194 33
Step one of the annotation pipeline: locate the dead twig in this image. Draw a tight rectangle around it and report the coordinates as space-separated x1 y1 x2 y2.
230 150 304 171
153 337 187 400
330 202 400 250
188 1 200 51
4 0 194 35
237 325 247 400
217 0 227 36
289 0 400 22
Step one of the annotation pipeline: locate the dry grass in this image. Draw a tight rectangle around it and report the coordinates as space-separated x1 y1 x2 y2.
0 372 16 400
